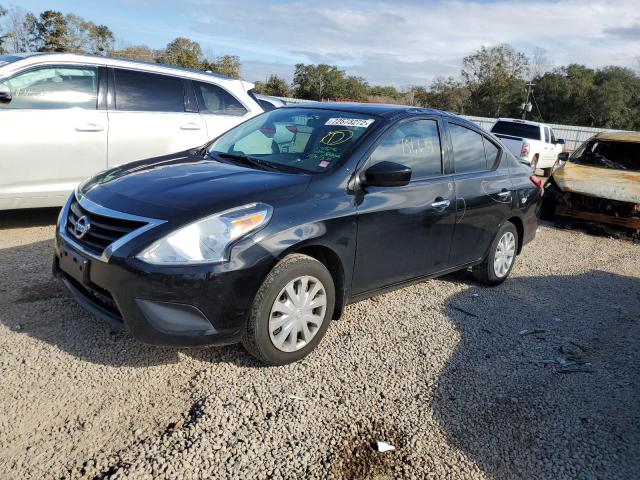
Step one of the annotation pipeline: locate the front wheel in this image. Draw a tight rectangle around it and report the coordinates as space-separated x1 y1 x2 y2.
472 222 518 285
241 254 335 365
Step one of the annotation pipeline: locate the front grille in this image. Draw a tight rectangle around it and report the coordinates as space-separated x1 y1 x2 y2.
66 199 147 255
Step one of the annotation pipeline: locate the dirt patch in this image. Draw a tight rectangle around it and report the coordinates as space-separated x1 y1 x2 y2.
15 280 65 304
329 419 407 479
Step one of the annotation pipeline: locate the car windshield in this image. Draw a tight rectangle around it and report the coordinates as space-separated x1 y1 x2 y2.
207 108 377 173
491 121 541 140
571 139 640 171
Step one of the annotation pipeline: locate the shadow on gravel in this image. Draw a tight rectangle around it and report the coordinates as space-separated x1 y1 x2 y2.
0 237 256 368
431 269 640 479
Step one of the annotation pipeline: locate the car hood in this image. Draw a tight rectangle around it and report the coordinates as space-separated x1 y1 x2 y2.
80 151 312 219
553 161 640 204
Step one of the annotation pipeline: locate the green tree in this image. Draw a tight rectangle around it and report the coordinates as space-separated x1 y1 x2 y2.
462 44 529 117
35 10 69 52
422 77 470 113
254 74 290 96
88 24 114 55
369 85 402 100
159 37 203 69
204 54 241 78
339 75 369 100
111 44 161 62
293 63 345 100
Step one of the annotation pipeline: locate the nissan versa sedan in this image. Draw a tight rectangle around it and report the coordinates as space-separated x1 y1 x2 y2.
53 103 541 365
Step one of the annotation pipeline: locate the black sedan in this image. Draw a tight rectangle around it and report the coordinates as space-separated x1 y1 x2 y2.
53 103 541 365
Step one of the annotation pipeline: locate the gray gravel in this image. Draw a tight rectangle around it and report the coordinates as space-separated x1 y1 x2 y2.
0 209 638 479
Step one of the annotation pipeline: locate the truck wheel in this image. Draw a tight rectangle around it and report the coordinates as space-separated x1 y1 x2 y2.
241 254 335 365
472 222 518 286
542 160 557 177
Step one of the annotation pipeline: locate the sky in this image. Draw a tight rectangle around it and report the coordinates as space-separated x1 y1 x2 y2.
13 0 640 87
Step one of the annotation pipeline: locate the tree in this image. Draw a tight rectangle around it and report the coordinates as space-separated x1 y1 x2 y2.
111 44 161 62
254 74 290 96
159 37 203 69
0 5 7 54
339 75 369 100
35 10 69 52
204 54 241 78
293 63 345 100
420 76 470 113
462 44 529 117
88 24 114 55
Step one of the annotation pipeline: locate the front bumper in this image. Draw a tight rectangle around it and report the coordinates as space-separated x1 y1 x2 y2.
53 232 274 347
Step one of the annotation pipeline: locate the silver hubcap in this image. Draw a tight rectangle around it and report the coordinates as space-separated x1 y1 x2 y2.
269 275 327 352
494 231 516 278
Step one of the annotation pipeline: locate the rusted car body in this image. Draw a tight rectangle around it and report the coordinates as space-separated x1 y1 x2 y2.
542 132 640 232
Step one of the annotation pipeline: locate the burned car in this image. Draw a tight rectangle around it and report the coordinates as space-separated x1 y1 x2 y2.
542 132 640 233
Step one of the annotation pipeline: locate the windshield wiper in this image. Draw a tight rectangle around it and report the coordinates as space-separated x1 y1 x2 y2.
211 151 279 171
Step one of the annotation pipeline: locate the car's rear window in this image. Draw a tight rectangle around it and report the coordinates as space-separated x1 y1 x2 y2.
208 108 377 173
491 121 541 140
572 140 640 172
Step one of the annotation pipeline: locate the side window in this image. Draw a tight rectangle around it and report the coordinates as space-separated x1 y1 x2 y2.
449 123 487 173
544 127 551 143
193 81 248 116
483 138 501 169
368 119 442 179
0 65 97 110
114 69 184 112
549 128 557 144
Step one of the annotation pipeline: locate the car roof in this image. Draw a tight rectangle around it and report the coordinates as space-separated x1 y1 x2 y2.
495 117 545 127
283 102 483 130
0 52 243 84
593 131 640 143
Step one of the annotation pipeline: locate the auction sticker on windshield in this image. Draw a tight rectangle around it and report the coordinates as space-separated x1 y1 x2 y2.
325 118 375 128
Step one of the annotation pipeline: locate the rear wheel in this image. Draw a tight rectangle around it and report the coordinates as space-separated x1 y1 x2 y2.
472 222 518 285
241 254 335 365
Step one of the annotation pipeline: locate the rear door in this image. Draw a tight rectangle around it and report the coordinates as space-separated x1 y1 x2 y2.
192 80 253 140
0 64 107 208
352 117 456 295
446 122 513 266
107 68 208 166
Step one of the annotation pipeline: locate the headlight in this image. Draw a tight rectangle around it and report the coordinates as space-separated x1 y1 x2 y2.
136 203 272 265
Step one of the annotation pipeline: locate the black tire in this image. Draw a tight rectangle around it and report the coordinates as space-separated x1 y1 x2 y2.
472 221 518 286
241 254 335 365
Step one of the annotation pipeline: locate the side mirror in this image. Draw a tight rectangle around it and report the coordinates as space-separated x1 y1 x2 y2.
0 83 11 104
557 151 569 161
362 161 411 187
555 138 565 145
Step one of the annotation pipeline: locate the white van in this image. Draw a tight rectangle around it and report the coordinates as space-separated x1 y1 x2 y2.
0 53 263 210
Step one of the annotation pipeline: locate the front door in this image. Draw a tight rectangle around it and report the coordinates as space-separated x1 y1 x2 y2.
0 64 107 208
352 118 456 295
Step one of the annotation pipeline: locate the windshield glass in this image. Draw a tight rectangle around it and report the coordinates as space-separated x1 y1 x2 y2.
491 121 541 140
208 108 377 173
571 139 640 171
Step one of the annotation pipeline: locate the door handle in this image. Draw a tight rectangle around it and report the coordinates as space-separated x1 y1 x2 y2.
75 123 104 132
180 123 202 130
431 198 451 209
497 190 512 199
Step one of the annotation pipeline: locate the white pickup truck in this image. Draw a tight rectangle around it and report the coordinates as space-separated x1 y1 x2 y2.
490 118 565 176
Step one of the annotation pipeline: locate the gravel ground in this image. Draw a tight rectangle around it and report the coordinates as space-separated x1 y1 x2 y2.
0 209 638 479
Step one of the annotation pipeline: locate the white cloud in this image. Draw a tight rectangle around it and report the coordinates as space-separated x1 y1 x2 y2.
190 0 640 85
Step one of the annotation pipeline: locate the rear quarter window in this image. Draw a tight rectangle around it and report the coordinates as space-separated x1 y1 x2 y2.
193 81 247 116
